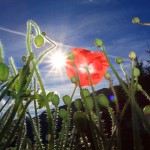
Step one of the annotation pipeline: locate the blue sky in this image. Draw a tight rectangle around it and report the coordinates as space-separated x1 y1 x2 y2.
0 0 150 112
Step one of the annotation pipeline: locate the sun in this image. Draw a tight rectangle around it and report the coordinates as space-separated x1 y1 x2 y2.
49 50 67 72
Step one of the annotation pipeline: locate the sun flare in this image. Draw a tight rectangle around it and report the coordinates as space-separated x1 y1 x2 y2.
49 50 67 72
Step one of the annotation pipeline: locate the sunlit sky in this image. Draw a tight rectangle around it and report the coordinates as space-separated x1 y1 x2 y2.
0 0 150 113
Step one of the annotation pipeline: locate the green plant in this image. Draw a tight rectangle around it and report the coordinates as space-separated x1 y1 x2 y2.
0 18 149 150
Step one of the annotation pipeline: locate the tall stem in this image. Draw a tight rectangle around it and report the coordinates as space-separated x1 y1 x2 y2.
101 47 130 98
86 69 104 133
32 61 54 149
64 85 77 149
130 60 142 150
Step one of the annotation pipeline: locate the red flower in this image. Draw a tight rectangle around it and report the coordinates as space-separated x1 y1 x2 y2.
65 48 108 86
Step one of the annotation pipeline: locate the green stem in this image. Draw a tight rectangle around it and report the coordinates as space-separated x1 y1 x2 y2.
120 63 130 90
130 60 142 150
108 106 121 150
33 78 40 132
0 42 3 63
0 97 11 113
26 21 32 55
109 80 121 150
24 33 56 91
25 20 56 150
73 62 100 150
1 100 31 149
108 79 120 117
64 85 77 149
35 32 57 65
101 47 130 98
120 99 130 120
0 74 19 101
0 96 20 143
70 127 76 150
86 68 106 139
32 61 54 150
58 119 66 150
53 106 58 131
9 57 18 75
106 126 117 150
27 111 44 150
139 22 150 26
16 118 25 150
141 89 150 101
80 133 90 150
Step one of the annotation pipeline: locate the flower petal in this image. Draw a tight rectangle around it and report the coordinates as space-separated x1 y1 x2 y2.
65 48 108 87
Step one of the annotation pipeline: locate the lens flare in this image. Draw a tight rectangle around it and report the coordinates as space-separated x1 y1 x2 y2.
49 50 67 72
109 94 115 102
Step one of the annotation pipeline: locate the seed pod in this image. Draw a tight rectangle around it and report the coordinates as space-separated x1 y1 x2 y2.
129 51 136 60
133 67 140 78
51 94 60 107
0 63 9 82
74 99 82 110
71 76 78 84
134 83 142 91
22 56 26 62
94 38 103 47
85 96 94 111
82 88 90 97
73 111 88 133
34 34 45 48
104 72 111 80
115 57 123 64
62 95 71 106
97 94 109 108
59 109 68 119
132 17 140 24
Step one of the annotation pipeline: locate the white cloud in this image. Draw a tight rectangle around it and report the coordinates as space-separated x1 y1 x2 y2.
0 26 26 36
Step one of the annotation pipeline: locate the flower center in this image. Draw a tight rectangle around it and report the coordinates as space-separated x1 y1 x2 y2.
79 63 94 73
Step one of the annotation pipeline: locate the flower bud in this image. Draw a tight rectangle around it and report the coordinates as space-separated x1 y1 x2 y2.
104 72 111 80
97 94 109 108
94 38 103 47
129 51 136 60
133 67 140 78
85 96 94 111
22 56 26 62
132 17 140 24
134 83 142 91
74 99 82 110
62 95 71 106
59 109 68 119
34 34 45 48
0 63 9 82
71 76 78 84
115 57 123 64
51 94 60 107
82 88 90 97
73 111 88 133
